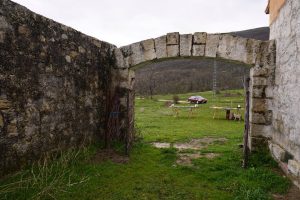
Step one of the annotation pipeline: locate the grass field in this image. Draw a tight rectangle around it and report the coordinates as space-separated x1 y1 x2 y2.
0 90 291 200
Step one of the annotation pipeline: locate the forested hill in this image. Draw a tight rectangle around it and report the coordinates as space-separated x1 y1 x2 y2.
230 27 269 41
134 27 269 96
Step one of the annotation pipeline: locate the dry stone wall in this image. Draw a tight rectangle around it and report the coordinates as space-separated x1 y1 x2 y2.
268 0 300 186
0 0 117 174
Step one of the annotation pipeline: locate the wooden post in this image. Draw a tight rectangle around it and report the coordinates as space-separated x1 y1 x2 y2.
125 89 134 155
243 77 250 168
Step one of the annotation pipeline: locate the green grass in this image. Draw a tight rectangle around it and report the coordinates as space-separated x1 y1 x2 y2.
0 90 291 200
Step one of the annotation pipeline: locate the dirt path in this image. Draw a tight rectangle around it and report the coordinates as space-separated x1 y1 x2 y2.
152 137 227 166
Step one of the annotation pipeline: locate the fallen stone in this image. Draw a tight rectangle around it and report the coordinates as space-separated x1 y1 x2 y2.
288 159 300 177
151 142 170 148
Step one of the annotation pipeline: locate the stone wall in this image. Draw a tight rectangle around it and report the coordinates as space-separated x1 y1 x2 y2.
249 40 276 149
114 32 276 151
0 0 280 176
268 0 300 186
0 0 117 174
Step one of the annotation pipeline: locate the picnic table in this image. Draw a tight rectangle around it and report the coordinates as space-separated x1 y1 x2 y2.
210 106 243 120
170 104 199 117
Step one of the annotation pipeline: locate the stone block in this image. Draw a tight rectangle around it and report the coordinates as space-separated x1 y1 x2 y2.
61 34 68 40
129 69 135 79
193 32 207 44
0 99 11 110
70 51 79 59
252 77 267 86
192 45 205 56
246 39 262 65
250 112 266 124
78 46 86 54
167 32 179 45
120 45 132 57
18 25 31 36
7 123 18 137
252 86 265 98
217 34 248 63
130 42 144 66
250 123 272 137
180 34 193 56
114 48 127 69
154 35 167 59
251 98 267 112
92 40 102 48
141 39 155 51
118 68 129 80
250 136 269 150
25 125 38 137
250 66 269 77
167 45 179 57
120 70 135 90
288 159 300 177
269 142 287 162
256 40 276 68
265 87 274 98
205 34 220 58
265 110 273 125
0 16 10 30
141 39 156 61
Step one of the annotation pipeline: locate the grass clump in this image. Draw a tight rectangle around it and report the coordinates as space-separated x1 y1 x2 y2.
0 148 91 200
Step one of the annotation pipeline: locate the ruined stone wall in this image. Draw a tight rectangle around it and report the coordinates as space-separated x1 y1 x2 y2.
114 32 277 151
0 0 117 174
248 40 276 149
268 0 300 185
0 0 280 176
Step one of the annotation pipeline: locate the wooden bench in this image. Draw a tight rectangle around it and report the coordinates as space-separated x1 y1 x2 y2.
170 104 199 117
210 106 243 120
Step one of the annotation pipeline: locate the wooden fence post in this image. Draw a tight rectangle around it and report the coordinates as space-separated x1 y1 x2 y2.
243 77 250 168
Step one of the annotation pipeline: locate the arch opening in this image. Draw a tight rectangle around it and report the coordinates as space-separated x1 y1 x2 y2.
113 32 276 152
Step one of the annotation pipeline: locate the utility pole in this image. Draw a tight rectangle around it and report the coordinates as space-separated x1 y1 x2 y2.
212 59 218 104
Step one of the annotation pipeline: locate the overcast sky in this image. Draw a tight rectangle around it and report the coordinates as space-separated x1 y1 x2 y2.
12 0 269 47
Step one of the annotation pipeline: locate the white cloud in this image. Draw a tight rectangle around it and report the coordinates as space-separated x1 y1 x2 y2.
12 0 269 47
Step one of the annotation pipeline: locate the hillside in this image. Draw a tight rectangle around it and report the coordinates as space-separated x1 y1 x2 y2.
135 58 249 96
230 27 269 41
135 27 269 96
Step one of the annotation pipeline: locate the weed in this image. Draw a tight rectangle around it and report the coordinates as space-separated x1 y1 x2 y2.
0 148 90 200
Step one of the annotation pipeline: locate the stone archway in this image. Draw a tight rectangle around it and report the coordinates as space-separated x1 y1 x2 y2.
113 32 276 150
